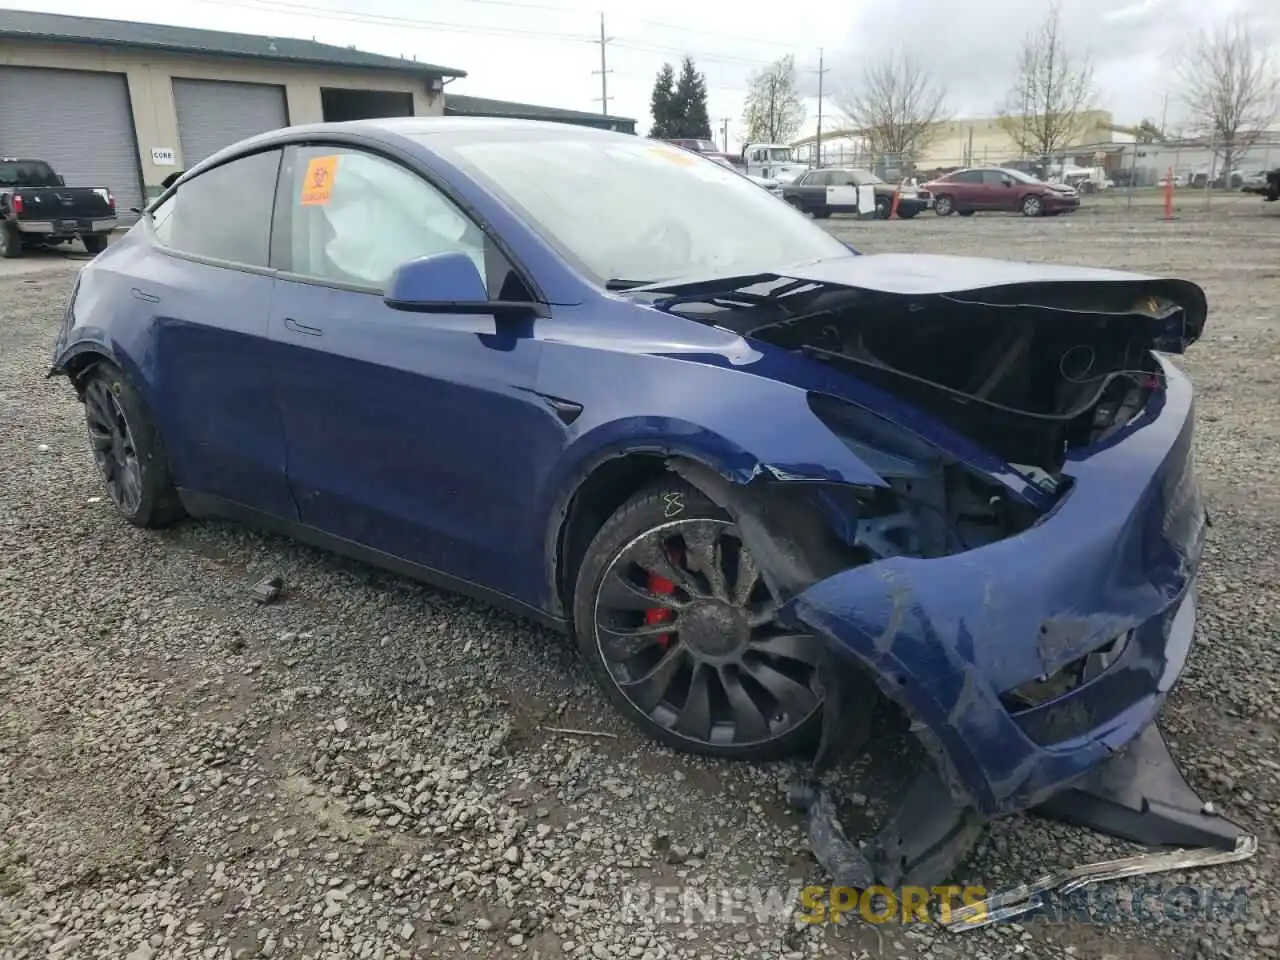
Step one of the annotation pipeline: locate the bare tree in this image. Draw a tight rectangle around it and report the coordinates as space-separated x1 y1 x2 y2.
741 55 806 144
835 51 948 163
997 1 1096 160
1176 16 1278 179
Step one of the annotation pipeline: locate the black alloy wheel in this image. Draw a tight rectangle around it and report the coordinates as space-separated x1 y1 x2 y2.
84 376 144 515
79 363 184 528
583 505 826 759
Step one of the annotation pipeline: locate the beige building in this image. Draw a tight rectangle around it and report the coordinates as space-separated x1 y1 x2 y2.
793 110 1123 171
0 9 463 217
916 110 1119 168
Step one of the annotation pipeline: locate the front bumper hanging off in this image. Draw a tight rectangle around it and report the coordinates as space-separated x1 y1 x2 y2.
787 673 1258 931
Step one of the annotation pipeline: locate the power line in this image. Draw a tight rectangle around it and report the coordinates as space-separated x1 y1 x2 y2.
200 0 596 43
199 0 802 67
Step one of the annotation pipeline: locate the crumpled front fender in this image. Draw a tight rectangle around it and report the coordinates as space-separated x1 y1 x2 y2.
679 356 1208 818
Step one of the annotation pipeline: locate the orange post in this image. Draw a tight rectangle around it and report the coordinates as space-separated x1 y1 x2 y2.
890 179 902 218
1163 166 1174 219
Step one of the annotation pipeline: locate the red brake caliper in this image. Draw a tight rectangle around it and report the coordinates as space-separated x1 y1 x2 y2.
645 547 682 650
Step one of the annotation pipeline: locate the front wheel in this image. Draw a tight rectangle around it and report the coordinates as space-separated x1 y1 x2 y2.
1021 194 1044 217
80 362 186 528
897 207 919 219
572 480 827 761
933 195 954 216
957 209 975 217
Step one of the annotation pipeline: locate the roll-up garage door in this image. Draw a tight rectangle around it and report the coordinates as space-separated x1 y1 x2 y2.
0 65 144 221
173 78 288 168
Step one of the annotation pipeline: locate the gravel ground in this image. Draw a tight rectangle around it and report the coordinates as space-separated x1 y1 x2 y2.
1 198 1278 960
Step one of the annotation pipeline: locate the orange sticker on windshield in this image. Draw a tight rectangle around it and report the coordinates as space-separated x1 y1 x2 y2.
649 147 695 166
300 155 339 205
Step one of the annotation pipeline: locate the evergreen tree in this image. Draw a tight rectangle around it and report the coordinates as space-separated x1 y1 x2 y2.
672 56 711 139
649 63 678 138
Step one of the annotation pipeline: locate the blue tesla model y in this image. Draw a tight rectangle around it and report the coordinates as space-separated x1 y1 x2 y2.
49 117 1255 893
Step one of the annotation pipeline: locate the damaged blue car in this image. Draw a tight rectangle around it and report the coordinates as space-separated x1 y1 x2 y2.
49 118 1256 913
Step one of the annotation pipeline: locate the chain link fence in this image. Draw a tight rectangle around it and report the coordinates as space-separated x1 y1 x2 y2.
793 136 1280 209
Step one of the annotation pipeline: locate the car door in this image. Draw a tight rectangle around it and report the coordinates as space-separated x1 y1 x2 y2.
981 169 1015 210
825 170 860 213
266 142 556 597
948 169 984 208
793 170 828 211
132 147 296 519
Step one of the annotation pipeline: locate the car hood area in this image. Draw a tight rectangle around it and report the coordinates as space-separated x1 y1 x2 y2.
632 253 1207 485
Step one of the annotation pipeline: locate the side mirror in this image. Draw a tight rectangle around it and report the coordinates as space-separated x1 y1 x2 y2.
56 175 66 186
1002 177 1013 187
384 250 543 317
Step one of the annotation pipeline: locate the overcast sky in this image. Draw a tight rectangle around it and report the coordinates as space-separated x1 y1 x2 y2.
15 0 1280 147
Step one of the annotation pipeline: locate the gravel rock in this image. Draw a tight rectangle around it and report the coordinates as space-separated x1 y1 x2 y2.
0 206 1277 960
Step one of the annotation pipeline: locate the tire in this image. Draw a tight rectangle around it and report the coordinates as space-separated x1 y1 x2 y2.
572 478 825 761
897 208 918 219
80 361 185 529
1021 194 1044 217
875 196 892 219
933 194 954 216
812 208 831 219
82 233 108 255
957 209 975 217
0 221 22 259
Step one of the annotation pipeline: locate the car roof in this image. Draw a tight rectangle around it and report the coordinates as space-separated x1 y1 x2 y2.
178 116 633 185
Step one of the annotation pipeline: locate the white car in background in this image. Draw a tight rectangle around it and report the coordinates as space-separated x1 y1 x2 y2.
708 155 784 197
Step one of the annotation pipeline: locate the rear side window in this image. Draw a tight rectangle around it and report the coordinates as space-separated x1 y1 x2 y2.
152 149 282 268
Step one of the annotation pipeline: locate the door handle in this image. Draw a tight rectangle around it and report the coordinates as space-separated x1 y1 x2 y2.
130 287 159 303
284 316 323 336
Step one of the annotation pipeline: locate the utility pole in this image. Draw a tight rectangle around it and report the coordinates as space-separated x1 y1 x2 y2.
593 13 613 117
720 117 731 152
812 48 829 167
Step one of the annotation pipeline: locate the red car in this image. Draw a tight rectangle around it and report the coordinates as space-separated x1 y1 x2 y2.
921 166 1080 217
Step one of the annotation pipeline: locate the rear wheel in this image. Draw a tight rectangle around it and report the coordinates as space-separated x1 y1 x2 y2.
897 207 919 219
875 196 892 219
81 362 185 528
933 194 954 216
573 480 826 761
82 233 108 255
0 221 22 259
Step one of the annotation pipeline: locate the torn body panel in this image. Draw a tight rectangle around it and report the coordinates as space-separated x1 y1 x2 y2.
668 351 1254 896
635 254 1206 481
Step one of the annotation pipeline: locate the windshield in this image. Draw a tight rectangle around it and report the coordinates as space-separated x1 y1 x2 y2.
0 160 59 187
436 135 851 287
692 140 718 152
765 148 793 161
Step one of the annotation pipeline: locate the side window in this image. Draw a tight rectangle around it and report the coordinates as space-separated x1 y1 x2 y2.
828 171 854 186
954 170 983 184
281 146 490 292
981 170 1007 185
151 150 281 267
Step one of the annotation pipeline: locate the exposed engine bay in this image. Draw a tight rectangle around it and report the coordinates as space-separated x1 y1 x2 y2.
654 277 1184 479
